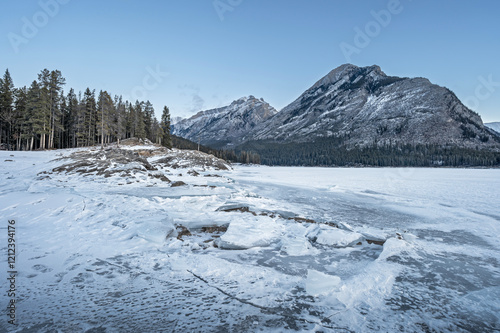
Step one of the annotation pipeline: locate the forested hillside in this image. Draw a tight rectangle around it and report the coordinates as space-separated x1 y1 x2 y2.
0 68 172 151
237 138 500 167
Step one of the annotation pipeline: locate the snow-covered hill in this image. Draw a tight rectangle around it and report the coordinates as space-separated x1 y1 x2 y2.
172 95 277 149
486 122 500 134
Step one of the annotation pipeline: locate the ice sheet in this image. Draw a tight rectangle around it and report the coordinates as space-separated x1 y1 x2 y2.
1 150 499 332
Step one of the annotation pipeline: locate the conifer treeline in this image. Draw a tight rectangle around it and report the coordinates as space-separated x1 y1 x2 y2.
0 68 172 151
237 138 500 167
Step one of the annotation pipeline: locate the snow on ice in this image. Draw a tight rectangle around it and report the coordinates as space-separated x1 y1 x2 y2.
0 144 499 332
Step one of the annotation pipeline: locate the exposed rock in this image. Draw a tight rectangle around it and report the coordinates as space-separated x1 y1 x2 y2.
366 239 386 246
154 149 231 171
176 225 192 240
201 225 228 234
216 203 339 227
52 148 156 176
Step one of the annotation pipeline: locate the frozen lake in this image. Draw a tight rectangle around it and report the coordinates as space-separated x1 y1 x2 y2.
1 149 499 332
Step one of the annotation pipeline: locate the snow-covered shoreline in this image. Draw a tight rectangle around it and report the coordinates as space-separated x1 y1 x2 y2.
1 147 499 332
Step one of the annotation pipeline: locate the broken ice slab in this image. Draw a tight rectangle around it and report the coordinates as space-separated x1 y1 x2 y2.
217 216 283 250
307 224 364 248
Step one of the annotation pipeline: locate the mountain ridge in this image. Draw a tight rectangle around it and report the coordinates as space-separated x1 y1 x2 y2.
172 95 277 148
249 64 496 149
173 64 500 166
485 122 500 134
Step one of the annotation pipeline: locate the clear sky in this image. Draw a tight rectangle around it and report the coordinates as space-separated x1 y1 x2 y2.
1 0 499 122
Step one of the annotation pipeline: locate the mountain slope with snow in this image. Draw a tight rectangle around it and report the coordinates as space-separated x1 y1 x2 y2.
172 95 277 149
486 122 500 134
172 65 500 165
251 64 499 149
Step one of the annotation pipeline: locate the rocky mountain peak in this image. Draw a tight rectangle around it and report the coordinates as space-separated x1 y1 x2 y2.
250 64 499 150
173 65 500 164
172 96 277 148
312 64 387 90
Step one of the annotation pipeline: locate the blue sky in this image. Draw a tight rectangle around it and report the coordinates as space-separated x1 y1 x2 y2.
1 0 499 122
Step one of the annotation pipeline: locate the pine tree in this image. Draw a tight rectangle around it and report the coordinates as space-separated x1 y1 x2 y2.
36 69 51 149
125 101 134 138
26 81 41 150
0 74 3 146
13 87 28 150
75 90 87 147
0 69 15 148
83 88 97 146
134 101 146 139
97 90 115 148
113 95 126 144
47 70 65 148
59 94 68 148
151 118 163 145
64 89 78 148
160 106 172 148
143 100 155 141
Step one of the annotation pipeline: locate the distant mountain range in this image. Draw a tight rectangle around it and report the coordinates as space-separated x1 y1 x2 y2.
485 122 500 134
173 96 277 148
173 64 500 166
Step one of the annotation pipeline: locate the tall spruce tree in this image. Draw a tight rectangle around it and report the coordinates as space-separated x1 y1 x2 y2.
160 106 172 148
36 69 52 149
13 86 28 150
26 81 41 150
151 117 163 145
134 100 146 139
113 95 126 144
0 69 15 148
83 88 97 146
97 90 115 148
47 70 65 148
35 69 66 149
65 89 78 148
143 100 155 141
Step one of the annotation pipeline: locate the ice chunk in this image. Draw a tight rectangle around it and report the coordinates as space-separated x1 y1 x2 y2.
308 225 363 247
218 216 281 250
377 237 415 261
280 237 317 256
280 223 319 256
306 269 342 296
136 220 175 243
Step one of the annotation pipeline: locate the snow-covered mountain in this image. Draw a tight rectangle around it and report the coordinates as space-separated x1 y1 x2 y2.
251 64 499 149
171 116 184 125
172 96 277 149
173 65 499 152
486 122 500 134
